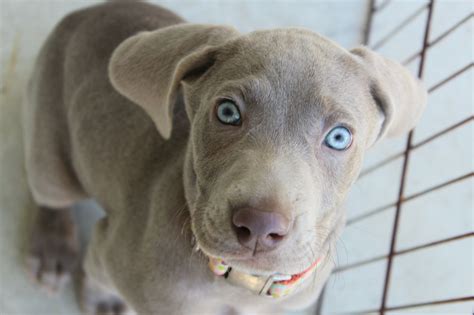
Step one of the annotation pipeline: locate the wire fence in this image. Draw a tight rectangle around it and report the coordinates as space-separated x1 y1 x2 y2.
317 0 473 313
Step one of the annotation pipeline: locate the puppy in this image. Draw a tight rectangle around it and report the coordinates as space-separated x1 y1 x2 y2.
23 1 426 314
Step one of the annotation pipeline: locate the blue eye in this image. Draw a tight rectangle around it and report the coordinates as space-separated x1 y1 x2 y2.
216 100 241 125
324 126 352 151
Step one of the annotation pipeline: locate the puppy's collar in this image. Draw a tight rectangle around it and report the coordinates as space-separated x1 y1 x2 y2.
207 256 322 298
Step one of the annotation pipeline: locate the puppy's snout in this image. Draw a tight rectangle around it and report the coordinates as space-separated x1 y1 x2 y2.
232 208 290 251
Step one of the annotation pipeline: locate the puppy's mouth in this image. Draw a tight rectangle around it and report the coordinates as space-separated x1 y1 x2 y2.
190 202 339 277
191 218 332 276
192 231 328 277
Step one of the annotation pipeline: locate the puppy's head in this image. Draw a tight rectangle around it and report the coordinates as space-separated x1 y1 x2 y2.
109 25 426 275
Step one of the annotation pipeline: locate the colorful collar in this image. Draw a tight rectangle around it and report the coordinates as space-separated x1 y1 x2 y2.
208 257 323 298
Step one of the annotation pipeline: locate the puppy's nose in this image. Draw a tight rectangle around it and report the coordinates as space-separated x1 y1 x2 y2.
232 208 290 250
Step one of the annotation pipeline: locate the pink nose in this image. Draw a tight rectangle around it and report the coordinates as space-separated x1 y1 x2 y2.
232 208 290 251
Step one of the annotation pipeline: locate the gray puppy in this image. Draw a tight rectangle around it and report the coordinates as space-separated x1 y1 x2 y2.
23 1 426 314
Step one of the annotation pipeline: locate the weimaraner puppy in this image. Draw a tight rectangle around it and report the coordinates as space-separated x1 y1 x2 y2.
23 1 426 314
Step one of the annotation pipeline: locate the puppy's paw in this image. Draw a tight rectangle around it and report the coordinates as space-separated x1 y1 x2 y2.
92 298 129 315
79 270 133 315
26 206 79 294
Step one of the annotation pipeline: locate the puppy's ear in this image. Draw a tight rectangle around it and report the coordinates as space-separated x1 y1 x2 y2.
351 47 427 142
109 24 239 139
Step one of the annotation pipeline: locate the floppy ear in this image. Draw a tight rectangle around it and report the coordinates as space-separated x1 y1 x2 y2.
109 24 239 139
351 47 427 141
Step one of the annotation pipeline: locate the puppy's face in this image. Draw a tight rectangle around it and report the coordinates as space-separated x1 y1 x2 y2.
183 31 381 275
110 25 425 277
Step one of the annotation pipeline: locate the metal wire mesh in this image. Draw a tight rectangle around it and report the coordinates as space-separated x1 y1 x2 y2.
317 0 473 313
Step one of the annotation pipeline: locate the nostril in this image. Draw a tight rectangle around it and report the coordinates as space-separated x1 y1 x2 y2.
236 226 251 239
264 233 286 247
259 233 286 249
233 224 255 247
268 233 285 241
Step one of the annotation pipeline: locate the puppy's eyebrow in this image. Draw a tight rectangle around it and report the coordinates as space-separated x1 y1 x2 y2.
314 94 358 127
213 77 270 105
324 111 356 128
214 83 247 100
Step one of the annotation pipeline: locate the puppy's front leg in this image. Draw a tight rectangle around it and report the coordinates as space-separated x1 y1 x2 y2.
80 217 132 315
26 206 79 293
79 268 132 315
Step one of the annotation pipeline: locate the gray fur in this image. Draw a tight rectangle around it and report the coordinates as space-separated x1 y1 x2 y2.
23 1 426 314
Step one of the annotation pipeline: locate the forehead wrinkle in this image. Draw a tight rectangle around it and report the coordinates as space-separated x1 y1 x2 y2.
313 91 363 125
211 75 272 103
209 31 366 143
